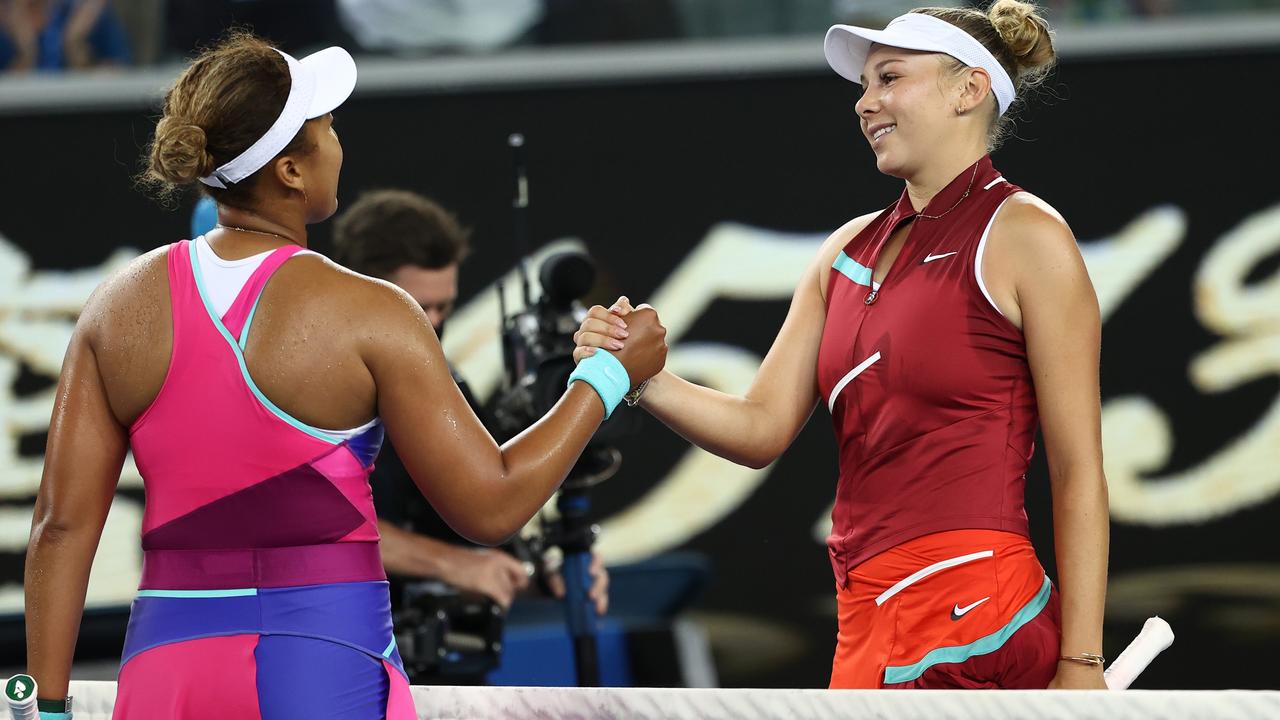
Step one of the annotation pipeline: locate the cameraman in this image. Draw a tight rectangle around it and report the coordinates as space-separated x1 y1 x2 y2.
331 189 609 614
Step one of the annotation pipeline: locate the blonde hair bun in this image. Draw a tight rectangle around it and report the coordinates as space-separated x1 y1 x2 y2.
987 0 1056 79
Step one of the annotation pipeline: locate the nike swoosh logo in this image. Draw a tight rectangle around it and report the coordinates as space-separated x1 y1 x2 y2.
950 596 990 620
922 252 958 264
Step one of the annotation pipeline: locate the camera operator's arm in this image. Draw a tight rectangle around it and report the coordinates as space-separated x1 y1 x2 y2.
377 521 530 608
361 281 666 546
572 216 874 469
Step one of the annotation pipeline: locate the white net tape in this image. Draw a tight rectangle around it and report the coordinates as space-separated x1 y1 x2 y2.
62 681 1280 720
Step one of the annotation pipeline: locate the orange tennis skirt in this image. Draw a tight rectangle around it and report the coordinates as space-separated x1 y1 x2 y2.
829 529 1061 689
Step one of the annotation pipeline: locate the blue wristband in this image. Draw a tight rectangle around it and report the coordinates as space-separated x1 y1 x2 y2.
39 712 72 720
567 350 631 420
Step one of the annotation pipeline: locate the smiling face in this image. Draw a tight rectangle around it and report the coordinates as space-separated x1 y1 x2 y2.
855 44 962 180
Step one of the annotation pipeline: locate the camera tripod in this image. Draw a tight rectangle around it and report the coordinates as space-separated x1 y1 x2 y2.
541 447 620 687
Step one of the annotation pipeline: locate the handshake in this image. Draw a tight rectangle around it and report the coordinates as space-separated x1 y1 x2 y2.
568 296 667 413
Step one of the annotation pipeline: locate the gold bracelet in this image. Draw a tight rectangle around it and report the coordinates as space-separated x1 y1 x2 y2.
1059 652 1105 667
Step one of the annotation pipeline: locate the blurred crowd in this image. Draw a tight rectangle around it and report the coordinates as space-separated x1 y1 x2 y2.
2 0 1277 73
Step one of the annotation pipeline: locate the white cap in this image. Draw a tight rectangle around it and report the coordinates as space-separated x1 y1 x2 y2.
200 46 357 189
825 13 1016 116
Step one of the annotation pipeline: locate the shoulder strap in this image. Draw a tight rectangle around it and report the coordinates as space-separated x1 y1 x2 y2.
130 240 202 435
167 239 192 284
220 245 307 345
165 240 198 325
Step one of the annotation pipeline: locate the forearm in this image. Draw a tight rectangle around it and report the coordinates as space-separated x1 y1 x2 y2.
639 370 795 469
24 523 100 700
377 521 461 579
25 322 126 699
1051 469 1110 656
434 383 602 545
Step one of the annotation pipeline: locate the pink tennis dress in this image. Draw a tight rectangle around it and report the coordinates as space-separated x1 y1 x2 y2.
114 239 416 719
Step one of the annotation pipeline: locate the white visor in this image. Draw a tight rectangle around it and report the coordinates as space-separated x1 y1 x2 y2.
824 13 1015 116
199 46 357 189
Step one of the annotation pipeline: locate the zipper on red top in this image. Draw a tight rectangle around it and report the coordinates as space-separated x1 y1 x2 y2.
863 215 917 306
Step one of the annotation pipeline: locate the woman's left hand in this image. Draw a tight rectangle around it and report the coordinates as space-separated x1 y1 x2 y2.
572 296 637 364
1047 662 1108 689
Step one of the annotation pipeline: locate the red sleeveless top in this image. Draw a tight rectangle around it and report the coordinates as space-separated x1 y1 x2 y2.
817 155 1037 586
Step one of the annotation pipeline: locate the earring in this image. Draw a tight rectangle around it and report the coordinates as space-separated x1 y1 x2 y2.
956 105 967 115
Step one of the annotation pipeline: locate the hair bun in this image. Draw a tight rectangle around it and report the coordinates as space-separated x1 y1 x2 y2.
987 0 1056 78
149 117 215 186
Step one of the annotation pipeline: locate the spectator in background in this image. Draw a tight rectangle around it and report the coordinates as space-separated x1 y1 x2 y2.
330 189 609 618
113 0 161 65
532 0 681 45
0 0 131 72
1043 0 1174 21
336 0 681 56
676 0 836 39
337 0 544 54
164 0 350 60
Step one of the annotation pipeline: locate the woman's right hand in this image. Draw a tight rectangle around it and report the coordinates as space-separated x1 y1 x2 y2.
576 298 666 386
573 296 635 364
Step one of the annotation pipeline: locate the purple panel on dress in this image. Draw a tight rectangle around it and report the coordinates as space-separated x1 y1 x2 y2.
255 635 389 720
344 423 385 468
121 580 403 677
259 582 396 661
122 593 260 664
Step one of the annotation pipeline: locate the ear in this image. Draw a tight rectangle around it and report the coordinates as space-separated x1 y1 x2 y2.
271 154 305 194
958 66 994 115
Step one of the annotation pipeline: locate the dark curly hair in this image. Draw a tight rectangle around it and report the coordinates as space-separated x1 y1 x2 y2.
141 30 313 208
331 190 472 278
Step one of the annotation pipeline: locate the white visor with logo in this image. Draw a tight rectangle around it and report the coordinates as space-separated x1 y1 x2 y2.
199 46 357 189
824 13 1015 116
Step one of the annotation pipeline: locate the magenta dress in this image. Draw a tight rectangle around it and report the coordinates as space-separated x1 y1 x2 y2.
114 240 416 719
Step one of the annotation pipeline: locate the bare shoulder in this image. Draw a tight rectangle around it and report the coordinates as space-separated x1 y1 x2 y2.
987 192 1098 329
284 254 434 339
76 245 176 423
989 192 1081 270
79 244 171 338
818 210 882 300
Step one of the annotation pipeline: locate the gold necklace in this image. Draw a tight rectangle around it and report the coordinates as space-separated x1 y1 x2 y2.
214 224 293 243
915 161 980 220
861 161 982 306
